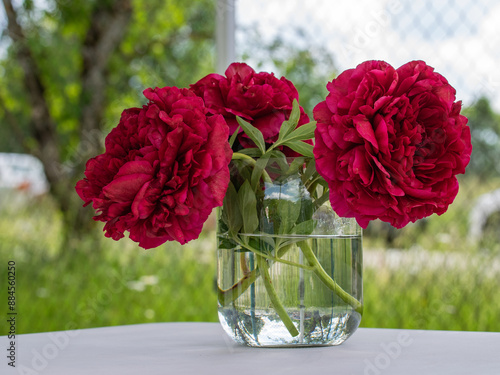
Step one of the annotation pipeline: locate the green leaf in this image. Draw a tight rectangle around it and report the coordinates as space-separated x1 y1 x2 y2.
237 148 263 158
284 140 314 157
269 150 289 167
237 180 259 233
302 158 317 182
288 99 301 129
218 236 239 250
284 121 316 143
277 199 301 234
249 235 275 254
236 116 266 155
285 157 306 178
317 178 329 190
300 194 314 221
277 99 301 142
271 121 316 153
290 220 316 235
251 153 271 190
222 182 242 233
228 125 240 148
265 150 289 180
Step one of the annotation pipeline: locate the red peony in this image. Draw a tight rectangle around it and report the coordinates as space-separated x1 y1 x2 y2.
190 62 310 150
313 60 472 229
75 87 232 248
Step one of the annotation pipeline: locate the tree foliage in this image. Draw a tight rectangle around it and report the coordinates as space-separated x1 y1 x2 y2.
3 0 498 251
462 96 500 179
0 0 216 243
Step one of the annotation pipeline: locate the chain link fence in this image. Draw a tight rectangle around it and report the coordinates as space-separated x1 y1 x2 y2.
233 0 500 331
236 0 500 253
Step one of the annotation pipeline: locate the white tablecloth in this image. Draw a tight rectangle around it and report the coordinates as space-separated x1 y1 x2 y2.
2 322 499 374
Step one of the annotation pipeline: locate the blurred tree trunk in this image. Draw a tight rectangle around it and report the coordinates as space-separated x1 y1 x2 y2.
1 0 132 246
72 0 132 240
0 0 216 253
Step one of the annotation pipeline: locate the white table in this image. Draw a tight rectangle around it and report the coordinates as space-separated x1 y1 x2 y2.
2 323 499 374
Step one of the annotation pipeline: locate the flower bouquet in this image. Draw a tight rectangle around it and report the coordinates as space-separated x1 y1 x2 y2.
76 60 472 346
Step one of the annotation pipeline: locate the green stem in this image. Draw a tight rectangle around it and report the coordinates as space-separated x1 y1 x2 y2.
313 192 330 209
217 240 293 306
299 241 363 315
234 238 314 270
305 175 321 191
218 269 259 306
255 255 299 337
231 152 272 183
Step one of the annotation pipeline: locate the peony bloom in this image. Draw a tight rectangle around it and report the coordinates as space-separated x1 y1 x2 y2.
76 87 232 248
190 62 310 150
313 60 472 229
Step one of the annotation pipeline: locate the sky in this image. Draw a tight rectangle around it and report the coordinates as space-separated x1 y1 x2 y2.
236 0 500 110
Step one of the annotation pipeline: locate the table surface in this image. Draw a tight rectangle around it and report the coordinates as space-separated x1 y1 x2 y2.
2 322 500 375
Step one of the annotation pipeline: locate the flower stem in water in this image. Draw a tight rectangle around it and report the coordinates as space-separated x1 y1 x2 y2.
299 240 363 314
255 254 299 337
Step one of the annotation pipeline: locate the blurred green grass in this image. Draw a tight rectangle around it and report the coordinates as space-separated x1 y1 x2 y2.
362 263 500 331
0 192 218 334
1 176 499 334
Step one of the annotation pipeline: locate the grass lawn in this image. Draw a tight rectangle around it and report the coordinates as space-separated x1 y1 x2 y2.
1 183 499 334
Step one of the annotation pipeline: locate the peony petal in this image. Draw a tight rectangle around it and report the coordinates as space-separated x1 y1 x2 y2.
225 62 256 80
374 116 389 153
131 181 158 219
353 146 374 185
353 115 379 150
103 173 152 203
115 160 154 178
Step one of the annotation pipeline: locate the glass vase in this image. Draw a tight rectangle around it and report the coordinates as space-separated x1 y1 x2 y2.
217 157 363 347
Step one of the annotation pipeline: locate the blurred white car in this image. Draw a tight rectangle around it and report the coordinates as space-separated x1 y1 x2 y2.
0 153 49 197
